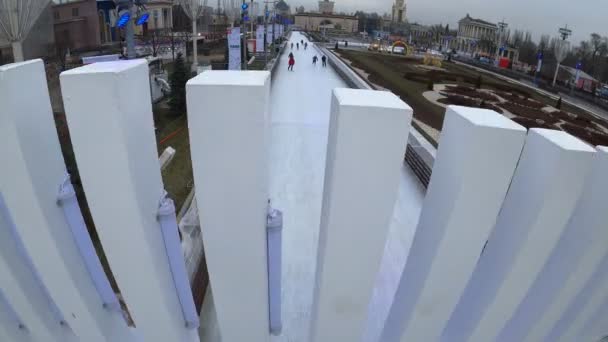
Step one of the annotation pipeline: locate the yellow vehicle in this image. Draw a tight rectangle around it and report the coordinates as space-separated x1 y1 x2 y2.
368 39 381 51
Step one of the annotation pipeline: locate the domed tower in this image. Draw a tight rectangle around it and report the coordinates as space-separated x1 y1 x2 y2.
392 0 406 23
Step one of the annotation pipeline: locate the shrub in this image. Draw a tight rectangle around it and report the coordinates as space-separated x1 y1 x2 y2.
169 53 188 116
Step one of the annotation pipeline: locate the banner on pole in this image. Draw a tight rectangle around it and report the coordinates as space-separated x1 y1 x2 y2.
228 27 241 70
267 26 274 46
256 26 265 53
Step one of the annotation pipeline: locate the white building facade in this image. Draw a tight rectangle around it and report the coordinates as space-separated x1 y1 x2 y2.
457 14 497 54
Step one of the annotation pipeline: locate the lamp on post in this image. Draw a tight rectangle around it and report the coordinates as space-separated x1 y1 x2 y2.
552 25 572 87
495 19 508 66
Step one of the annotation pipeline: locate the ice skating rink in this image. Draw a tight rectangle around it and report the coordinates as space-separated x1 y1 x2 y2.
198 31 425 342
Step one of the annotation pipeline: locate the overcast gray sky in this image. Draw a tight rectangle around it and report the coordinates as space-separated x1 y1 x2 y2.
290 0 606 45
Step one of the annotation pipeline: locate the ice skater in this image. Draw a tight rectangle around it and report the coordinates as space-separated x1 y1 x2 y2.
304 42 308 50
312 55 318 65
297 43 299 50
321 55 327 67
291 42 293 49
288 54 295 71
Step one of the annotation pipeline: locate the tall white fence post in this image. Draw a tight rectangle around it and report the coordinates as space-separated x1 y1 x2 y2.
186 71 271 341
556 259 608 341
443 129 595 342
60 60 199 342
380 106 527 342
498 146 608 342
0 60 120 342
310 89 412 342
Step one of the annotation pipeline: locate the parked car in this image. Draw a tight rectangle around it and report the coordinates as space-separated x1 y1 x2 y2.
596 85 608 99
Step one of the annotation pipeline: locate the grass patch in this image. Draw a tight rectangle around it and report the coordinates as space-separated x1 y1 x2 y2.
154 102 193 211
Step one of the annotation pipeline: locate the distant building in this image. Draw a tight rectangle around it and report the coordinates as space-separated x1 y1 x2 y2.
294 13 358 32
135 0 174 35
275 0 291 17
296 5 305 14
456 13 497 53
0 3 55 64
53 0 102 51
391 0 406 23
318 0 335 15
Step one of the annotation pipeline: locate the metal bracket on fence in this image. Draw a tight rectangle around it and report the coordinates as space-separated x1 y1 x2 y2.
157 190 200 330
0 192 68 327
57 173 121 312
0 288 28 332
267 200 283 335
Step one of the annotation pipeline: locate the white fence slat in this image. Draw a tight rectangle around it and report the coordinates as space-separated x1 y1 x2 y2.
60 60 199 342
310 89 412 342
187 71 271 341
0 60 112 342
0 288 31 342
498 146 608 342
542 254 608 342
381 106 527 342
0 195 71 342
579 298 608 342
556 261 608 342
442 129 595 342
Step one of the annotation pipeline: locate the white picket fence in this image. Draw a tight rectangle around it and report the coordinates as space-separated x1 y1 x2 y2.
1 58 607 342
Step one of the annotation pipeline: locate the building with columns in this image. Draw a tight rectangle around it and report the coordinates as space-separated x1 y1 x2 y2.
456 14 497 54
391 0 406 23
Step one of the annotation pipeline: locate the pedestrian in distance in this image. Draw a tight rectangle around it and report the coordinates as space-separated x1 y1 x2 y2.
291 42 293 49
322 55 327 67
297 43 299 50
313 55 318 65
305 42 308 50
288 54 295 71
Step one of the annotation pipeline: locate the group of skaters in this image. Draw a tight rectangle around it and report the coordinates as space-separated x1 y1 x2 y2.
290 39 309 50
288 39 327 71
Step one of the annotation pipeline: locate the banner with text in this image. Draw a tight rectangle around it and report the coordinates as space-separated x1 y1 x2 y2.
256 26 265 53
228 27 241 70
267 26 274 46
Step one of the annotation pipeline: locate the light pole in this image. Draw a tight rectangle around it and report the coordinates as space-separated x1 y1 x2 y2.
495 19 508 66
177 0 208 72
264 0 277 62
241 0 248 70
552 25 572 87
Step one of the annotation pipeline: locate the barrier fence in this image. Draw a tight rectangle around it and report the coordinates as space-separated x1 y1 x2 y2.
1 58 607 342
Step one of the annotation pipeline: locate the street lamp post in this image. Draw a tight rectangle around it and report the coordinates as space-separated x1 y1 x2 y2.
495 20 508 66
552 25 572 87
241 0 248 70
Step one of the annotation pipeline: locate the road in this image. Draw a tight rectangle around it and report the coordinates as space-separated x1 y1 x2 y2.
198 31 425 342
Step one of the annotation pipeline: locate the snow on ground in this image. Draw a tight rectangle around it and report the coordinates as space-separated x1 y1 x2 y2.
198 32 424 342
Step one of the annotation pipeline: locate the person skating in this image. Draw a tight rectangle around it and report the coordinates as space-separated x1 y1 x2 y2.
291 42 293 49
313 55 318 65
321 55 327 67
288 54 295 71
297 43 299 50
304 42 308 50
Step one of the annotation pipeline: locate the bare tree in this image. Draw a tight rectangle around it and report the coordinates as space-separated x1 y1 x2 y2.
539 34 551 51
0 0 52 61
177 0 209 71
589 33 608 77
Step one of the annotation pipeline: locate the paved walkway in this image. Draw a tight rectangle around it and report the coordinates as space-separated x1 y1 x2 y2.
198 32 425 342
